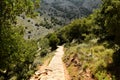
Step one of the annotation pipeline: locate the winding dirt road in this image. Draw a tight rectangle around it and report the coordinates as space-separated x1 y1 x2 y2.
30 46 67 80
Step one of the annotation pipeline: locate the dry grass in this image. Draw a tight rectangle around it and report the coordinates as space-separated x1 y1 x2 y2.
63 42 115 80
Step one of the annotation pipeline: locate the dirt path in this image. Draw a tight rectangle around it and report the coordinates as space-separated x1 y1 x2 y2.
30 46 69 80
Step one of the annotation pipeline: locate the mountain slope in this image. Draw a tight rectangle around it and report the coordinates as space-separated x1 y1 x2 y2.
17 0 101 40
38 0 101 28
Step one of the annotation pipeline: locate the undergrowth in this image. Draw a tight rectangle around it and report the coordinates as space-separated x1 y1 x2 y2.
63 41 115 80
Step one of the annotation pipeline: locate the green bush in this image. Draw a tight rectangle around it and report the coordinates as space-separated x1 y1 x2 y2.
40 49 48 57
95 71 110 80
48 33 60 51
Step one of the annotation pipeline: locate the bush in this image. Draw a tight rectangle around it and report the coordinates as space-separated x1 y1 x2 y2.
95 71 110 80
48 33 60 51
40 49 48 57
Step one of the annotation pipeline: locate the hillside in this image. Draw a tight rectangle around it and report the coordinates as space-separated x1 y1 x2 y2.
16 0 101 40
38 0 101 29
16 14 53 40
1 0 120 80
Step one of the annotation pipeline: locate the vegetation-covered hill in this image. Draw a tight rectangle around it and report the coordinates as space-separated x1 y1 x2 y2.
15 0 101 40
38 0 101 29
1 0 120 80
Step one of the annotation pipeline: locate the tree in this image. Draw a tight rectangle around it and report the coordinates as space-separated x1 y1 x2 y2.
57 19 88 43
0 0 39 79
98 0 120 46
48 33 60 51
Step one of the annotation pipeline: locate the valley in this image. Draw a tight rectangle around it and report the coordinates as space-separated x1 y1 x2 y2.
1 0 120 80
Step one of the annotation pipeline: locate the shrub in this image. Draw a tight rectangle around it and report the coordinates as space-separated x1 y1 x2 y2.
48 33 60 51
95 71 110 80
40 49 48 57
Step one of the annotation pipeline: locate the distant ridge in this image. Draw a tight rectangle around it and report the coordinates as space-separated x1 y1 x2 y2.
37 0 101 28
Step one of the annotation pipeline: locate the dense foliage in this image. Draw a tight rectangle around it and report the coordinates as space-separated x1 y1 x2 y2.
0 0 39 79
54 0 120 47
98 0 120 46
46 33 60 51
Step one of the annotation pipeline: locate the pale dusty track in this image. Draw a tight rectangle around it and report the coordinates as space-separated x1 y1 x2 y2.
30 46 66 80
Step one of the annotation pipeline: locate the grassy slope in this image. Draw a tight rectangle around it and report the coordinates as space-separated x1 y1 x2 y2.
63 41 115 80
